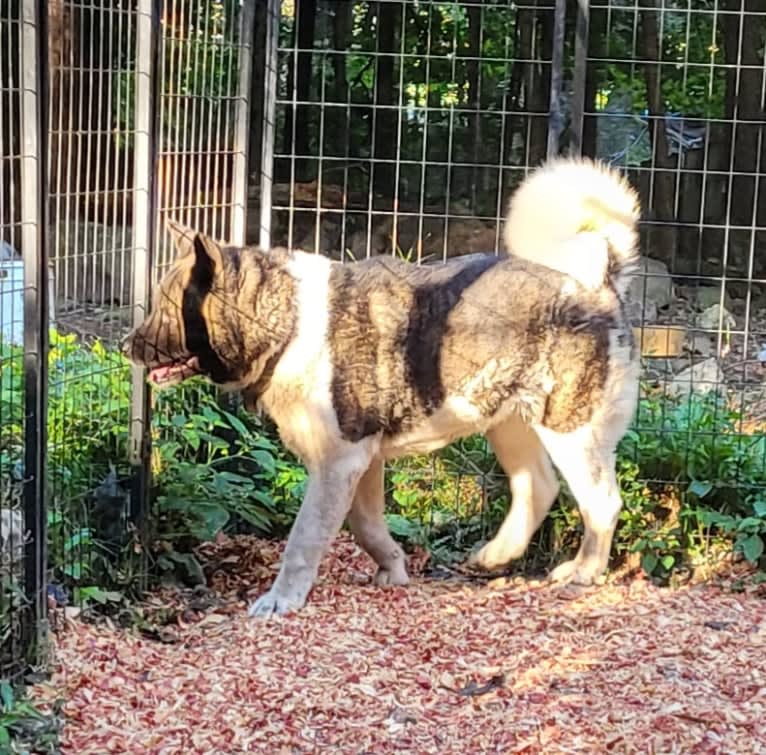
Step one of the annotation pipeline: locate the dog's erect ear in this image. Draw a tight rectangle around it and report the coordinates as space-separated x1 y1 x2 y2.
166 219 224 272
166 219 198 260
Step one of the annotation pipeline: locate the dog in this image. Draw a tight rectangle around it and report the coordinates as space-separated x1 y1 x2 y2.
122 157 641 617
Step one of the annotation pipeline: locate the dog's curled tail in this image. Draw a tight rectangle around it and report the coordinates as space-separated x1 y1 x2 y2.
504 157 641 296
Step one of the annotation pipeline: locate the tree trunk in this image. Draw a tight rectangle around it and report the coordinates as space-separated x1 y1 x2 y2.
582 6 605 159
502 6 529 169
713 0 766 278
639 0 680 269
372 0 397 202
329 0 352 156
527 0 554 167
295 0 316 176
467 1 483 205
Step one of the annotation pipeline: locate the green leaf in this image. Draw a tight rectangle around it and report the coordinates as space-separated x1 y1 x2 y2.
660 555 675 571
0 725 9 746
641 552 658 575
688 480 713 498
222 410 250 438
165 551 205 584
385 514 422 540
0 681 14 712
190 503 229 539
182 429 200 452
753 500 766 518
63 562 83 580
77 586 124 605
234 503 271 531
252 449 276 476
739 534 764 564
736 517 764 532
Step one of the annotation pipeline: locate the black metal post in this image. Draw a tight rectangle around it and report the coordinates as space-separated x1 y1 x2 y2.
570 0 590 156
546 0 567 158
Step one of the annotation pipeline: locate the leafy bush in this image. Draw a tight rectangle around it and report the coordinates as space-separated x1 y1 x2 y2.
386 390 766 580
151 388 305 544
0 331 304 602
0 681 60 754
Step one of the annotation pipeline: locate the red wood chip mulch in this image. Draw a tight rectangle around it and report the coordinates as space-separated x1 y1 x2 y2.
32 534 766 754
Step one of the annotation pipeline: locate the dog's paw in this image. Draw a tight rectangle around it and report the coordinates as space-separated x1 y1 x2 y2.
373 563 410 587
549 559 605 586
466 540 522 572
247 588 306 618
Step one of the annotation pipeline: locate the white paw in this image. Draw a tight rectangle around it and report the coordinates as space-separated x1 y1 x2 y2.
247 588 306 618
549 559 605 586
467 540 524 571
373 563 410 586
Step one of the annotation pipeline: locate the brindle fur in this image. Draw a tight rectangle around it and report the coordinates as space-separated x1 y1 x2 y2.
123 158 642 617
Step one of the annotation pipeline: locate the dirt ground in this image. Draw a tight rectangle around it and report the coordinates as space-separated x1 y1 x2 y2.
32 534 766 755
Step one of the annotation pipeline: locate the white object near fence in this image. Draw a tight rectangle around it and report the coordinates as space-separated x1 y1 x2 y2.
0 259 56 345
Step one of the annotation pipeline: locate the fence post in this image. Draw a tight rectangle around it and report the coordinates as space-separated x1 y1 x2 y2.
546 0 567 158
569 0 590 156
259 0 280 250
231 0 257 247
129 0 161 552
20 0 49 665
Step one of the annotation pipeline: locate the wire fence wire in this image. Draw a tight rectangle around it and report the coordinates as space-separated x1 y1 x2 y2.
262 0 766 548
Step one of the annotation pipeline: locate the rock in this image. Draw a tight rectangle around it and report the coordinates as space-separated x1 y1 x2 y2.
698 304 736 331
668 358 726 398
628 257 674 313
625 298 658 326
685 331 717 358
695 285 733 311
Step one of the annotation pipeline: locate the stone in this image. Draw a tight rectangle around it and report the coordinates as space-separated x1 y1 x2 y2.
625 298 658 326
695 285 733 311
667 358 726 398
698 304 736 331
685 331 717 358
628 256 674 312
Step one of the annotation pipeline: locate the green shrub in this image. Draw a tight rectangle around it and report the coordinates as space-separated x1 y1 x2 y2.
0 331 304 601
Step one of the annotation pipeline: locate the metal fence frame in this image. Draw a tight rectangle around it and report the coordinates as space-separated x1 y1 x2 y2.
1 0 257 677
260 0 765 535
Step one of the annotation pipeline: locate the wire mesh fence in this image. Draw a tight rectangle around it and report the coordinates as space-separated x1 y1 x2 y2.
0 0 254 678
263 0 766 562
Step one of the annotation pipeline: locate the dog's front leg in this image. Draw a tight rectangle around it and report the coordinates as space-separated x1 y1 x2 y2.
248 447 373 618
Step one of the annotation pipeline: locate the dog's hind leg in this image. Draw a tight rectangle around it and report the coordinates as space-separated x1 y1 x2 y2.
248 441 375 617
532 423 624 585
469 414 559 571
347 458 409 586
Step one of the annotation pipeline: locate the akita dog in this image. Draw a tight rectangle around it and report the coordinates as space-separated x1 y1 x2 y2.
123 158 641 617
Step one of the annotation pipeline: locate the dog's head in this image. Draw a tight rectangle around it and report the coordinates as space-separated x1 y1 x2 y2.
122 221 247 388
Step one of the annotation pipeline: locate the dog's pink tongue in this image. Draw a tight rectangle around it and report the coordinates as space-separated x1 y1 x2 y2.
149 366 173 383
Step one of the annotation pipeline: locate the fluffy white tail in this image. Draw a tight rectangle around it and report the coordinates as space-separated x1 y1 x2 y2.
504 157 641 296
